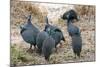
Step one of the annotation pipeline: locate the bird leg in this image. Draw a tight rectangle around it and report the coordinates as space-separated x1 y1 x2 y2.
78 54 81 59
33 45 37 51
27 44 33 53
34 45 36 49
74 54 77 59
59 42 63 48
55 47 58 53
30 44 32 49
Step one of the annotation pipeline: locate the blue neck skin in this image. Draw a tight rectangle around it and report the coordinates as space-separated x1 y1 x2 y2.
27 18 32 24
65 20 73 26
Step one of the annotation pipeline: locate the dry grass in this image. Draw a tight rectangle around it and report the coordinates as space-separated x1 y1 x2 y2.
10 0 47 28
74 5 95 17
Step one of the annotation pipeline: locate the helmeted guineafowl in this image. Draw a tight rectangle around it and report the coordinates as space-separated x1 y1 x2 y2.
61 10 82 58
20 15 40 52
44 16 65 49
42 36 55 61
36 31 49 54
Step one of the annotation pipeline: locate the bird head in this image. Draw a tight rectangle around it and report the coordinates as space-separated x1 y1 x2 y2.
45 16 49 24
61 9 80 22
27 15 32 22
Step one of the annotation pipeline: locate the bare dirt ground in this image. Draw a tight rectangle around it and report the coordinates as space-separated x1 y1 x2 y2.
10 0 95 66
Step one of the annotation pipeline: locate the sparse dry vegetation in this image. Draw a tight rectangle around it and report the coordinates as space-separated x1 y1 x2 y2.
74 5 95 22
10 0 95 66
11 0 47 29
75 5 95 16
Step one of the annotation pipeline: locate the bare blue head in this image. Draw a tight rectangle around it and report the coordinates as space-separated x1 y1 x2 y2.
61 9 80 23
44 16 50 31
45 16 49 24
27 15 32 22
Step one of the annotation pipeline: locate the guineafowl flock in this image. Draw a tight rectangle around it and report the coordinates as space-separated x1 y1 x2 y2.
20 9 82 61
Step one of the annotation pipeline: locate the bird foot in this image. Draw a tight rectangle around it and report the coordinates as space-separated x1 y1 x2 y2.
74 56 76 59
55 48 58 54
59 45 63 48
59 43 64 48
26 49 33 53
